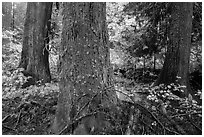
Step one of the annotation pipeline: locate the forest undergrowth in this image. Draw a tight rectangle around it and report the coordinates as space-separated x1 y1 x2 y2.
2 67 202 135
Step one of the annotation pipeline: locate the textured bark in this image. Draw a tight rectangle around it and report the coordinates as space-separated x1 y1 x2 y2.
154 3 193 96
19 2 52 83
2 2 12 30
51 2 117 134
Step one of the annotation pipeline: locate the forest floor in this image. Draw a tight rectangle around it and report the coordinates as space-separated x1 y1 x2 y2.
2 74 148 135
2 72 202 135
2 82 59 135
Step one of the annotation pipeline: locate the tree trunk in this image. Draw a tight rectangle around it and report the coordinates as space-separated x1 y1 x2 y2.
154 3 193 97
19 2 52 83
12 2 15 39
51 2 117 134
2 2 12 30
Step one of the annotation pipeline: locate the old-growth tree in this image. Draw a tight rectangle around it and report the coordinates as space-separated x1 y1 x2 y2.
154 3 193 96
19 2 52 83
2 2 12 30
51 2 117 134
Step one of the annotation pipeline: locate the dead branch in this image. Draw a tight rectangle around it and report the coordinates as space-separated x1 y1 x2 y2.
187 116 202 133
122 100 166 134
156 107 186 134
2 114 11 123
2 124 17 132
14 109 22 129
170 111 202 118
140 119 156 134
74 92 98 119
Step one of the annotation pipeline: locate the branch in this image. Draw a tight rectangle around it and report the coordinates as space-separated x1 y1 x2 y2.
164 127 180 135
114 89 165 134
74 92 98 119
187 116 202 133
170 111 202 118
2 114 11 123
14 109 22 129
122 100 165 134
140 119 156 134
2 124 17 132
156 107 186 135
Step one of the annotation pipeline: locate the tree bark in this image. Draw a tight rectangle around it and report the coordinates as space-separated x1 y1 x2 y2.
19 2 52 83
51 2 117 134
2 2 12 30
154 3 193 97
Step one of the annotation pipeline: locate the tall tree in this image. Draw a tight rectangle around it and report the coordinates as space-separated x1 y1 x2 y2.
19 2 52 83
154 3 193 97
2 2 12 30
51 2 117 134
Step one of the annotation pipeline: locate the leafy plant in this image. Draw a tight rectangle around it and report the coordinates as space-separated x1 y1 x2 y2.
147 82 202 118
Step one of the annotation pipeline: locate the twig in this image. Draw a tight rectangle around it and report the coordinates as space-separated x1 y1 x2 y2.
170 111 202 118
115 88 166 134
142 125 145 135
164 127 180 135
187 116 202 133
140 119 156 134
156 107 186 135
132 99 180 135
2 115 11 123
76 93 89 102
14 109 22 129
74 92 98 119
2 124 17 132
122 100 166 134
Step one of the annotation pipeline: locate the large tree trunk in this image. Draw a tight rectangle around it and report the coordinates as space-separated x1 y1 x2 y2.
19 2 52 83
2 2 12 30
51 2 117 135
154 3 193 97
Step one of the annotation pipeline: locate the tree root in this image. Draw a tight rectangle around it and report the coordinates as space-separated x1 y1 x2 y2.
58 111 98 135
